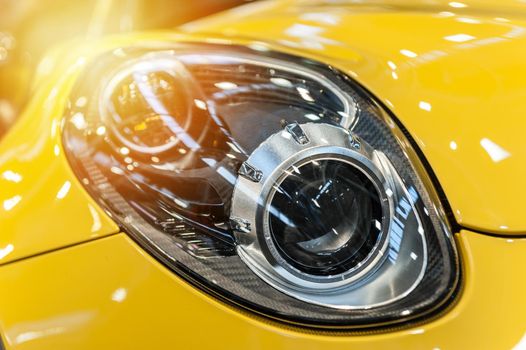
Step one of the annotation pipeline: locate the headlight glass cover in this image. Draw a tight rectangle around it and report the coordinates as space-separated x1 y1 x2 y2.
63 43 460 329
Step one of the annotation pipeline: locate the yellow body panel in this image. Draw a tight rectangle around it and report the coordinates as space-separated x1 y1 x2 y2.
0 230 524 349
1 1 526 348
0 48 119 265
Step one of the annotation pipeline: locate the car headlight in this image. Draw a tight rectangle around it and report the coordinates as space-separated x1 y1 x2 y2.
62 43 460 329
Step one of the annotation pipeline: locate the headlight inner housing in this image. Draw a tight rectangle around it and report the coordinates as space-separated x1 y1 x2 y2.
62 43 460 329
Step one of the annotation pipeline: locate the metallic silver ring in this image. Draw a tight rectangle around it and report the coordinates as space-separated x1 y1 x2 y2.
230 122 427 309
231 123 392 289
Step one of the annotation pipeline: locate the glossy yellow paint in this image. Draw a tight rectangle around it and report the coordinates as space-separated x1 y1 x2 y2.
1 1 526 348
185 0 526 234
0 230 523 349
0 49 118 265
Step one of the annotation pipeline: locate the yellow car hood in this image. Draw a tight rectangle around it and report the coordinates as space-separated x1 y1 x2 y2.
183 0 526 234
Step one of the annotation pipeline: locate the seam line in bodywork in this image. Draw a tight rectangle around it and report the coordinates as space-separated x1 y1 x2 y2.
0 232 121 267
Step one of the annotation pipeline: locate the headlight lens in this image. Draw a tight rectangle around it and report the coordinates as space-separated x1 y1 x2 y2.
63 43 460 328
268 157 384 276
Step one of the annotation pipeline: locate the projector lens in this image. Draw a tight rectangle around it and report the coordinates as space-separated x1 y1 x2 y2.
269 158 384 276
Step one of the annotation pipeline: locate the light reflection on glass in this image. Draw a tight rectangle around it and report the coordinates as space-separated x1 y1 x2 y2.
297 86 315 102
194 99 207 110
214 81 238 90
110 166 124 175
305 113 321 121
70 112 87 130
270 77 293 88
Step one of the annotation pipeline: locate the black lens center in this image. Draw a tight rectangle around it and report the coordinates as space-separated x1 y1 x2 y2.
268 159 384 276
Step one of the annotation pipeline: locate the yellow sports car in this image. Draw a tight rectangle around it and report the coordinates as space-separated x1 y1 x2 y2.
1 0 525 349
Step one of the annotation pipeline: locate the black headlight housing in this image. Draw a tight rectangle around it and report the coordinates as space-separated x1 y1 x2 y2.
62 43 460 329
